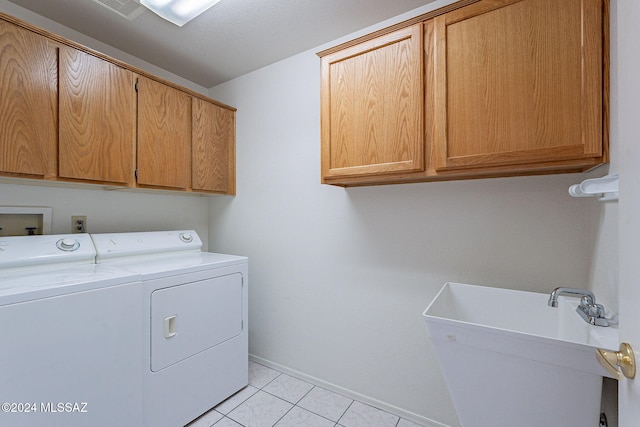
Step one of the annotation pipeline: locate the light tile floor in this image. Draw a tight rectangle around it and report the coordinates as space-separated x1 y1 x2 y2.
186 361 424 427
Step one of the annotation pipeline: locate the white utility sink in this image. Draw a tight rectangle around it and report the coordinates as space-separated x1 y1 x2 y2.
423 282 618 427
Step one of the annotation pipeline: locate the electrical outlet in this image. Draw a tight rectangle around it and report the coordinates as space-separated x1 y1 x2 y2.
71 216 87 234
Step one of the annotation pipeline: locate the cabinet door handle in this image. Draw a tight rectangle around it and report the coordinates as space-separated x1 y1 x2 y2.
163 315 177 339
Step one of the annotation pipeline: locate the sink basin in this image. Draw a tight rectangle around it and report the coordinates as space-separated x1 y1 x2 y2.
423 282 618 427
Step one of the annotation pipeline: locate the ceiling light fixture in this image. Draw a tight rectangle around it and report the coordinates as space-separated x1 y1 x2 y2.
140 0 223 26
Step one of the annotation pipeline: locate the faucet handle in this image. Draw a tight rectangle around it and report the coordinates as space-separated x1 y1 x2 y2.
580 295 595 308
590 303 606 318
579 296 606 318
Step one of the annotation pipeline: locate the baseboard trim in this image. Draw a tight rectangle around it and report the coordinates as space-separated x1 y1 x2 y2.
248 354 450 427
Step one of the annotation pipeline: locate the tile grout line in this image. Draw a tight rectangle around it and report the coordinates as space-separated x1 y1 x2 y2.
336 399 356 427
248 358 428 427
258 371 290 427
279 384 342 426
255 371 349 427
269 403 293 427
257 372 340 427
216 386 259 418
207 362 424 427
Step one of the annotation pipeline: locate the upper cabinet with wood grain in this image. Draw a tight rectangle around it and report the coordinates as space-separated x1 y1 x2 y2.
433 0 606 173
318 0 608 186
0 12 236 195
192 98 236 194
0 20 57 179
59 47 136 185
137 76 192 190
320 24 424 183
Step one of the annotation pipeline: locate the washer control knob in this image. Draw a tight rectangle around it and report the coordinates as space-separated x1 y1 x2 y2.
56 238 80 252
179 233 193 243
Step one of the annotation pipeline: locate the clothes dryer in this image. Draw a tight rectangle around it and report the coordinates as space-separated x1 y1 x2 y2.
92 230 248 427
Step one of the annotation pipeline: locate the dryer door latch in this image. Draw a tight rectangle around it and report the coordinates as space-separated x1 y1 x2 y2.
163 315 177 339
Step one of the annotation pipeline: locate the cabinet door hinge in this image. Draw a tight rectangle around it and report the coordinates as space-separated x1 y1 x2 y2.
135 79 139 92
134 169 138 179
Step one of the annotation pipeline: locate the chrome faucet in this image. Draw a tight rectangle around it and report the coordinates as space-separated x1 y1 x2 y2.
548 287 596 307
548 287 609 327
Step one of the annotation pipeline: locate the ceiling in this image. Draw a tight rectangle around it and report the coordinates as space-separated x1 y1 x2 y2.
8 0 438 88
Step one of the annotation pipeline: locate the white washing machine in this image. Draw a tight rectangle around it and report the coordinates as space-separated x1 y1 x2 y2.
92 230 248 427
0 233 143 427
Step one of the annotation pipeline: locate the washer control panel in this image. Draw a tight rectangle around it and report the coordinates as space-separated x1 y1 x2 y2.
0 233 95 269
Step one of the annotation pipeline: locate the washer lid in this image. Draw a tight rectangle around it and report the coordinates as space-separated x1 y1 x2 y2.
0 264 139 306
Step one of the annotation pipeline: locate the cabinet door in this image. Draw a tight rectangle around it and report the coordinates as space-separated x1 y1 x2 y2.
59 47 136 185
192 98 235 194
433 0 604 171
137 76 191 190
0 20 57 178
320 23 424 181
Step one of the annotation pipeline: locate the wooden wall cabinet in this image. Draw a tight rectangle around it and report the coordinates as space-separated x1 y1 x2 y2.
59 47 136 185
137 76 192 190
192 98 236 194
0 20 57 179
0 12 236 195
137 78 236 193
432 0 606 173
318 0 608 186
320 24 424 183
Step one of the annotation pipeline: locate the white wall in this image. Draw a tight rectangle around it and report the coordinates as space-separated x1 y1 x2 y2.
0 182 209 244
208 2 598 424
0 2 211 245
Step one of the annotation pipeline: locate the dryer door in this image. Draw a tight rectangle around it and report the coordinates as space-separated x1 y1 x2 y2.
150 273 243 372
